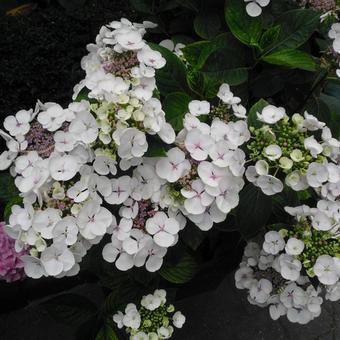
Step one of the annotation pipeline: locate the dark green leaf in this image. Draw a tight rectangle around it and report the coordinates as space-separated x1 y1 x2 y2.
320 93 340 138
181 223 206 250
202 68 249 87
42 294 98 327
163 92 191 131
145 141 167 157
148 43 190 95
260 25 281 50
194 12 221 39
160 253 198 284
236 184 272 239
247 98 269 128
224 0 262 46
4 195 22 223
262 49 317 71
182 41 210 67
197 33 246 70
264 9 320 53
95 323 118 340
75 88 90 102
129 0 154 14
0 173 19 202
175 0 199 12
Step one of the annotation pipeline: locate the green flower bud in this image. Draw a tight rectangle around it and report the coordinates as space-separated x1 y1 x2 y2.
167 305 175 313
279 157 293 170
292 113 304 126
162 316 169 327
143 319 152 328
290 149 304 162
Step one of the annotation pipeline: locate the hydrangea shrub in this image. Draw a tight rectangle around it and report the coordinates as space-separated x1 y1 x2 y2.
0 1 340 338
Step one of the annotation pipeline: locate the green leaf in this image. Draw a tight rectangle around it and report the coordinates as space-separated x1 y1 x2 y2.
320 93 340 138
4 195 22 223
247 98 269 128
148 43 190 95
260 25 281 50
262 49 317 71
236 184 273 239
224 0 262 46
189 33 248 91
144 146 167 157
95 323 118 340
265 9 320 53
175 0 199 12
202 68 249 87
181 223 206 250
0 173 19 202
194 12 221 40
197 33 246 70
42 294 98 327
163 92 191 131
182 41 210 67
129 0 154 14
160 253 198 284
75 88 90 102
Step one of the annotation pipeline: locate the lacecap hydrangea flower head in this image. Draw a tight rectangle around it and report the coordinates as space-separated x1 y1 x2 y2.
245 105 339 196
113 289 185 339
235 198 340 324
101 82 250 272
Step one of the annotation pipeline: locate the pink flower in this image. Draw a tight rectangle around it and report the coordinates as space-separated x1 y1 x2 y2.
0 222 27 283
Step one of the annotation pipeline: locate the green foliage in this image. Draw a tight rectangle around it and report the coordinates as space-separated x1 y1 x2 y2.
236 184 273 239
264 9 320 53
0 174 18 200
160 253 198 284
194 11 221 39
163 92 191 131
95 322 119 340
247 98 269 128
148 43 190 95
262 49 317 71
42 293 98 327
224 0 263 47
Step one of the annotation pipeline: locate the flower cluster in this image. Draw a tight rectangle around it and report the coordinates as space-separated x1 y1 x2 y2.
246 105 340 196
113 289 185 339
0 94 120 278
0 222 27 283
328 22 340 77
101 84 249 271
73 18 175 164
156 84 249 231
235 199 340 324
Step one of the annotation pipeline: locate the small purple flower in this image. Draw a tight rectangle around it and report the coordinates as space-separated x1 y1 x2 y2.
0 222 28 283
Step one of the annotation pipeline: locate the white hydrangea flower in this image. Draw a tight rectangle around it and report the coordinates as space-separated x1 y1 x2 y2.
262 231 285 255
173 311 186 328
249 278 272 303
145 212 179 248
188 100 210 116
244 0 270 17
156 147 191 183
184 128 213 161
285 238 304 256
313 255 339 285
257 105 285 124
4 109 32 136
